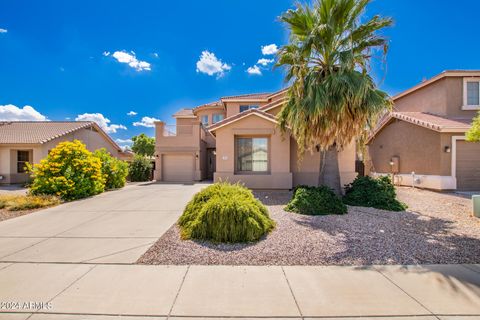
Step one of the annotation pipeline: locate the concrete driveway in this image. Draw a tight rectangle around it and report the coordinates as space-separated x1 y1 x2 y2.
0 182 206 264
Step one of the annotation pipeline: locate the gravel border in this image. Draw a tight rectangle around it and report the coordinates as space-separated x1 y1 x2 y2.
138 187 480 266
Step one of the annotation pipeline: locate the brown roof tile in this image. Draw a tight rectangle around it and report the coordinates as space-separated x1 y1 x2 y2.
367 112 472 144
392 112 471 131
0 121 99 144
220 92 272 101
172 109 195 118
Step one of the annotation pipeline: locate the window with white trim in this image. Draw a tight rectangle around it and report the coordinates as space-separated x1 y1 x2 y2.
235 137 269 173
463 78 480 109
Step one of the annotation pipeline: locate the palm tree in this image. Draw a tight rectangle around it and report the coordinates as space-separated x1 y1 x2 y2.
277 0 393 194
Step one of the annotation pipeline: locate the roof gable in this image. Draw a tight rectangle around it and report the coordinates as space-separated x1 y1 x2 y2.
0 121 122 151
208 109 278 132
367 112 471 144
393 70 480 101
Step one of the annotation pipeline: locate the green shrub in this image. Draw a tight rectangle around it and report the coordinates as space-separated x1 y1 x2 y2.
94 148 129 189
285 185 347 215
178 182 275 243
28 140 105 200
0 195 61 211
128 155 152 182
343 176 407 211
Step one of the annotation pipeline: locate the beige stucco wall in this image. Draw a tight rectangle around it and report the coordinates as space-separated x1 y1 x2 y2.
368 119 454 176
213 114 356 190
395 76 478 119
0 127 121 184
225 101 270 118
213 115 292 189
290 139 356 188
194 107 226 126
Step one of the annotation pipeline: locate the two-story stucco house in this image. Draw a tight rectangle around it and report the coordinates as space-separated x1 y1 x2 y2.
0 121 132 184
154 89 357 189
368 70 480 191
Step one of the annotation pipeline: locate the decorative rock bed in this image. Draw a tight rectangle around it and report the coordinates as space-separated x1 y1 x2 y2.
138 188 480 266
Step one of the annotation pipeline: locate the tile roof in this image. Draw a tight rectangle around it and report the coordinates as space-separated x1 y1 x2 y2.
208 108 278 132
0 121 99 144
259 96 288 111
392 112 471 131
193 101 223 111
220 92 272 101
367 112 472 144
172 109 195 118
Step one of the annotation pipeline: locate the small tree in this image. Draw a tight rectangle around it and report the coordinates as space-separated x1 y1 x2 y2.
94 148 129 189
28 140 105 200
466 111 480 142
131 133 155 157
129 155 153 182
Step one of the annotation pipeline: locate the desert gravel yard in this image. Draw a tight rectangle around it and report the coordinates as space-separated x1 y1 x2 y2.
138 187 480 266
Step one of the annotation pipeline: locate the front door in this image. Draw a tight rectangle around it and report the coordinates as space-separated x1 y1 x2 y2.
206 149 216 180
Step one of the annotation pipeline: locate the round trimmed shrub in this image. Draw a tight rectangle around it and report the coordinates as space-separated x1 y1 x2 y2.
28 140 105 200
94 148 129 189
285 185 347 215
128 155 152 182
178 182 275 243
343 176 407 211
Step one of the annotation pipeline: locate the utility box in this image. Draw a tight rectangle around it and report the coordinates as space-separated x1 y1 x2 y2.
473 195 480 218
390 156 400 174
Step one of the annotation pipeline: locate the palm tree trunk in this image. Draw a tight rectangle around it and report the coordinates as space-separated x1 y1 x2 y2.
318 146 342 195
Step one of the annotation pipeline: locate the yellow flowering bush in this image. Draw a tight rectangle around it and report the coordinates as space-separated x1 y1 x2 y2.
94 148 128 189
28 140 105 200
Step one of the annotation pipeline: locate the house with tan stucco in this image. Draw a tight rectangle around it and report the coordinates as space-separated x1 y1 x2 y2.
154 89 357 189
0 121 132 184
367 70 480 191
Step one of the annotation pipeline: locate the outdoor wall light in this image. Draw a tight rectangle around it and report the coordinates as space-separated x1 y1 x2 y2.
444 146 451 153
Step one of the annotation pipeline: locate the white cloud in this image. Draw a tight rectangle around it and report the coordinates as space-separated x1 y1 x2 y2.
247 65 262 75
115 138 133 144
152 52 159 58
75 113 127 133
102 51 110 56
133 116 160 128
257 58 274 66
127 111 137 116
0 28 7 33
111 50 151 71
0 104 47 121
196 50 231 77
261 44 278 55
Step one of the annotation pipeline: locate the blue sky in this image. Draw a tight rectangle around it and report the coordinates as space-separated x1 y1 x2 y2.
1 0 479 147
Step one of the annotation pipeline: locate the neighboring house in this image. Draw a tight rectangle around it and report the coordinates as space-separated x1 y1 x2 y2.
0 121 130 184
154 89 357 189
367 70 480 191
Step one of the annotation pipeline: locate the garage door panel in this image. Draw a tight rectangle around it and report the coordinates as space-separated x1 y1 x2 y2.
456 141 480 191
163 154 194 182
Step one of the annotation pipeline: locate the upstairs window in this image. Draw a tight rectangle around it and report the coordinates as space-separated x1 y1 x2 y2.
239 105 259 113
463 78 480 110
201 115 209 126
212 114 224 124
467 82 479 105
17 150 30 173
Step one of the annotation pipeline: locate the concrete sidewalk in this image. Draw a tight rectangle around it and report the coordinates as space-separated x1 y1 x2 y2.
0 263 479 319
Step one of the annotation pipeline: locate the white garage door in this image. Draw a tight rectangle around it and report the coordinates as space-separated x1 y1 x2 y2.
456 141 480 191
162 154 194 182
